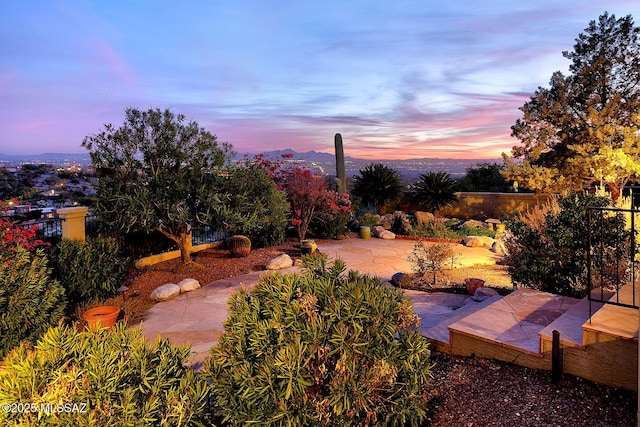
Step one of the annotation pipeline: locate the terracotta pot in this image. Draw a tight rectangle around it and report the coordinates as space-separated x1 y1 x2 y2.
464 278 485 295
83 305 121 329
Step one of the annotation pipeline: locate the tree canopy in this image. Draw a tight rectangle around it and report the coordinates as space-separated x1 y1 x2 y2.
502 12 640 203
82 107 234 265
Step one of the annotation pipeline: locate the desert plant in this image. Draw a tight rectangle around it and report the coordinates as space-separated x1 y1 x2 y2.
311 191 352 238
226 234 251 257
412 171 458 213
335 133 347 194
357 212 380 228
504 192 626 297
352 163 403 214
0 324 212 426
408 242 458 287
204 256 432 426
50 237 129 303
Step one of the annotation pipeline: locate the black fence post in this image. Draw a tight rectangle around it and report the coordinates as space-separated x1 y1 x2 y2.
552 329 562 384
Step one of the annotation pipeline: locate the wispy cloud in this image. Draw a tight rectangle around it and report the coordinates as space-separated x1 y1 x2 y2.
0 1 638 158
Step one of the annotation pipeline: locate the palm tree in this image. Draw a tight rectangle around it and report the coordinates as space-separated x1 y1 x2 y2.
352 163 403 214
412 171 458 213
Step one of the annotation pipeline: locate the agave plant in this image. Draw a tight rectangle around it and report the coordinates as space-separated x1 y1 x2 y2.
412 171 458 213
352 163 403 214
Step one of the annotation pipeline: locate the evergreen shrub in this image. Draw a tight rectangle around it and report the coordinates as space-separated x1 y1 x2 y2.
51 237 129 302
0 324 212 426
204 256 432 426
0 246 66 359
504 192 626 297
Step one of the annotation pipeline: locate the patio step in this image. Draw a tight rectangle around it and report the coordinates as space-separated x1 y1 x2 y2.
413 293 502 351
446 289 581 359
538 297 605 351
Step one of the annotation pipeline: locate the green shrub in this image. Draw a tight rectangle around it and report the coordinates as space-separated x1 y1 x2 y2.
51 237 129 302
0 246 66 359
504 192 625 297
216 165 289 248
204 256 432 426
357 212 380 228
0 324 212 426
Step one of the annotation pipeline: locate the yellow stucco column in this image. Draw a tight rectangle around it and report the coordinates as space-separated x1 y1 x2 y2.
57 206 88 242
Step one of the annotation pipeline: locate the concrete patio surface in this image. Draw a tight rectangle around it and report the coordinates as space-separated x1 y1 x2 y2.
138 237 505 365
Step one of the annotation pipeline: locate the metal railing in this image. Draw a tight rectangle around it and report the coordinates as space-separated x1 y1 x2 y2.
85 214 228 259
587 206 639 313
19 218 63 246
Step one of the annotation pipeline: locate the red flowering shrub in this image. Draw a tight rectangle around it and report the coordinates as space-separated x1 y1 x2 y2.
0 200 65 358
241 156 353 240
1 200 51 258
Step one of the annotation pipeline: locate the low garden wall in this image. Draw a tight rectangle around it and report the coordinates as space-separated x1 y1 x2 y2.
439 192 554 219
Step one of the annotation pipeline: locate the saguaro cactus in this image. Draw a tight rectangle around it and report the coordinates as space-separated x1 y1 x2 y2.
334 133 346 194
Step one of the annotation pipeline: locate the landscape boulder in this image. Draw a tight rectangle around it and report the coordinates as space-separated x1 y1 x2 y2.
373 226 396 239
391 272 412 288
462 219 487 229
491 240 507 255
178 278 200 293
463 236 495 248
475 287 499 298
414 211 435 226
266 254 293 270
150 283 181 301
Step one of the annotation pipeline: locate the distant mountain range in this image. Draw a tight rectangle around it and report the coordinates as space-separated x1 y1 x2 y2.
0 150 502 179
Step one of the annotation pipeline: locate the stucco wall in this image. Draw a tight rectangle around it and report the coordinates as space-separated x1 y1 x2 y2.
439 192 554 219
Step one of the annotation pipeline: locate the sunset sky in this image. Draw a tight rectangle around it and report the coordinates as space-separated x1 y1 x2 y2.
2 1 639 159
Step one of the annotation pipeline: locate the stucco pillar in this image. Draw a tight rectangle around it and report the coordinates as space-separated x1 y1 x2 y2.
57 206 88 242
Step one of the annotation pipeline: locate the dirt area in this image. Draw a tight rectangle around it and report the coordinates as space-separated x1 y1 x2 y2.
97 238 636 426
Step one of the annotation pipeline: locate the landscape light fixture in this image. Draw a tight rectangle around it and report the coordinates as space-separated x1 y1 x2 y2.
117 285 129 303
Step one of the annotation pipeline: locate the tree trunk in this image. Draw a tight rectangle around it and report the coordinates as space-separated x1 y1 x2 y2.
177 232 193 265
607 182 622 206
157 227 193 265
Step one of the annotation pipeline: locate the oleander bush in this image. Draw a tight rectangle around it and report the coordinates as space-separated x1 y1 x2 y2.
204 255 432 426
0 324 212 427
0 246 66 359
216 165 289 248
50 237 129 303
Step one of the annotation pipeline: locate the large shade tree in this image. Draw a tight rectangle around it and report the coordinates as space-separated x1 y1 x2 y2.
502 12 640 203
82 108 234 265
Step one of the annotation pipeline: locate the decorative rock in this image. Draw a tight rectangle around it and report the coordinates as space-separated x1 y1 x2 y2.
462 219 487 229
491 240 507 255
372 226 386 237
150 283 181 301
178 278 200 293
372 226 395 239
391 272 412 288
379 230 396 239
475 286 499 298
463 236 495 248
414 211 435 225
266 254 293 270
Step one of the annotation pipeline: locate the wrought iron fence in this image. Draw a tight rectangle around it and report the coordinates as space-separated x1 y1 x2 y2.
19 218 63 246
85 214 227 259
587 206 639 312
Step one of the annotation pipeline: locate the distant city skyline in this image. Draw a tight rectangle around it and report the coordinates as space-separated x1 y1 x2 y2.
2 1 639 159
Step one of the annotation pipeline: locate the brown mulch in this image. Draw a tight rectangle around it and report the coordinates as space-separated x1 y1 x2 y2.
99 237 636 426
426 352 636 427
98 238 303 325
